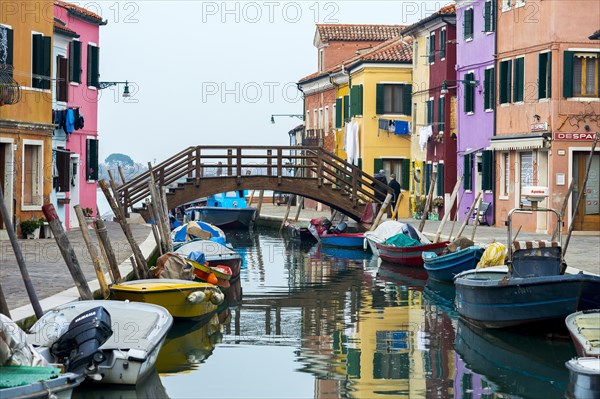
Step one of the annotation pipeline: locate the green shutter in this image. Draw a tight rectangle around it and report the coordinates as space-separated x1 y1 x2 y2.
350 85 363 116
373 158 382 175
484 69 491 110
425 163 432 194
464 9 473 39
401 159 410 190
513 58 524 102
344 95 350 121
484 1 492 32
500 60 512 104
482 150 493 191
438 97 444 131
538 53 547 99
489 67 496 108
563 51 574 98
357 85 363 116
439 30 446 59
463 154 472 190
87 45 100 88
427 100 434 124
335 98 342 128
357 157 362 171
436 163 444 196
69 41 82 83
547 52 552 98
429 35 435 63
86 139 99 181
92 46 100 88
376 84 384 114
464 73 474 113
402 84 412 116
42 35 51 90
32 34 42 88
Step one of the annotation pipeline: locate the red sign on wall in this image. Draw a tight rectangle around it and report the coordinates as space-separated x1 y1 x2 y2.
554 132 598 141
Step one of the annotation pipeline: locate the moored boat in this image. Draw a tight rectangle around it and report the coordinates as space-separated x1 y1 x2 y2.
320 233 365 249
174 239 242 278
190 191 256 229
564 309 600 399
364 221 412 256
171 221 226 245
109 279 224 320
377 240 448 266
423 245 485 282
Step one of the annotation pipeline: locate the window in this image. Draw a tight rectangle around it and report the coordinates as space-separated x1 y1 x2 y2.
87 44 99 88
350 84 363 117
464 72 475 113
426 99 434 125
439 29 446 60
306 111 311 129
86 138 99 181
438 96 445 132
32 33 51 90
335 98 342 128
313 109 318 128
484 67 495 110
22 142 44 207
54 149 71 193
513 57 524 102
538 52 552 99
520 151 534 206
318 108 323 129
428 34 436 63
501 152 510 197
376 84 412 115
0 25 14 76
463 153 472 190
381 159 411 190
564 51 599 98
499 59 512 104
484 1 495 32
463 8 474 40
56 55 69 102
69 40 81 83
324 106 329 132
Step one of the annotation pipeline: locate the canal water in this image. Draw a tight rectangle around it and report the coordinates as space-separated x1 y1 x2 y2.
74 228 577 399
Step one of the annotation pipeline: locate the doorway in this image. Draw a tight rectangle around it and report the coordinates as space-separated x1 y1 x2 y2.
572 152 600 231
69 155 80 229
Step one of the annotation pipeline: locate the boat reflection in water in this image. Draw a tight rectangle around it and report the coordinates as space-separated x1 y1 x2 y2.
72 370 169 399
455 318 575 398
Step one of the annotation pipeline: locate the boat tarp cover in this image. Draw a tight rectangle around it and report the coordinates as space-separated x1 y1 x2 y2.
151 252 193 280
476 242 507 269
0 366 61 388
384 233 422 247
365 221 431 245
0 314 47 367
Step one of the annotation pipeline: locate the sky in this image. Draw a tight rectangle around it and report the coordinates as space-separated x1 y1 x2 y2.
97 1 450 164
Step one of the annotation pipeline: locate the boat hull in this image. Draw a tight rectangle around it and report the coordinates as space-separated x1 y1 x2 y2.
197 207 256 229
455 270 600 328
566 309 600 358
320 233 365 249
0 369 83 399
110 280 221 320
376 241 448 266
565 358 600 399
423 246 484 282
174 240 242 277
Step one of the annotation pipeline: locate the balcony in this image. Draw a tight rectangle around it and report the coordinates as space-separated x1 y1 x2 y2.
0 65 21 106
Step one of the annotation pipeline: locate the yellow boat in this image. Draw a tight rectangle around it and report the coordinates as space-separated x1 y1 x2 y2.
110 279 225 320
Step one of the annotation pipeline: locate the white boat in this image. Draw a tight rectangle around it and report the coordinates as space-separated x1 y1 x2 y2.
565 309 600 399
28 300 173 385
364 221 429 256
174 239 242 278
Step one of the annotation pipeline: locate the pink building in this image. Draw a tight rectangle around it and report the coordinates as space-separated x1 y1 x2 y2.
54 1 105 229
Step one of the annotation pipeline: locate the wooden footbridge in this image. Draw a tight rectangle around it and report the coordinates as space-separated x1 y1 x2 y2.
115 146 390 221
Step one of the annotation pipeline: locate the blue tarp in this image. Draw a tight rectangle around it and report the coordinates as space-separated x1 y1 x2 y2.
187 250 206 264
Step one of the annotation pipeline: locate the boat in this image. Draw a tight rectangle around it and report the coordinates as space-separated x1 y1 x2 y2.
423 245 485 282
376 240 448 266
27 301 173 385
110 279 225 320
564 309 600 399
283 220 317 242
454 207 600 329
174 239 242 278
171 220 226 245
320 233 365 249
364 220 414 256
187 191 256 229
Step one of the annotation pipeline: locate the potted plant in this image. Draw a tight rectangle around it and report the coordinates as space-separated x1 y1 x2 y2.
82 207 95 224
413 197 427 219
432 196 444 209
20 218 42 239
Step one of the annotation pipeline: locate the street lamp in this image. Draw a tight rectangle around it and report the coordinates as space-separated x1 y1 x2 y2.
98 80 131 97
270 114 304 124
440 79 479 94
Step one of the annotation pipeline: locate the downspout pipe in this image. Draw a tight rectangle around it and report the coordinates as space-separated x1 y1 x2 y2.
296 82 306 144
492 14 498 227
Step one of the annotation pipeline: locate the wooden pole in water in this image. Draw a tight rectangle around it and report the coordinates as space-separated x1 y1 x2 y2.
470 195 483 241
95 228 113 283
74 206 109 299
563 132 599 255
370 193 393 231
419 172 437 232
279 194 293 232
129 256 140 280
253 190 265 227
448 188 467 241
107 170 126 218
99 180 148 278
553 132 599 241
0 187 43 318
434 176 463 243
146 202 163 256
93 217 121 283
456 191 481 238
42 203 93 301
391 192 403 221
160 187 173 252
0 283 11 319
294 196 304 221
147 182 168 254
118 165 127 185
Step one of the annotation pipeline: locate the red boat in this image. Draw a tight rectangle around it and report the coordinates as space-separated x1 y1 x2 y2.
376 241 449 266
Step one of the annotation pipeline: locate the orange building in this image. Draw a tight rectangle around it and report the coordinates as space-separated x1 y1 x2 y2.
493 0 600 233
1 1 54 238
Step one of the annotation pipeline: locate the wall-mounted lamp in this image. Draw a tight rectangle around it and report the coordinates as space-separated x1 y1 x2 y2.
440 79 479 95
98 80 131 97
533 114 541 122
270 114 304 124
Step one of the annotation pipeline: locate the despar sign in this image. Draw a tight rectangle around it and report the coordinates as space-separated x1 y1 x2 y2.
554 132 597 141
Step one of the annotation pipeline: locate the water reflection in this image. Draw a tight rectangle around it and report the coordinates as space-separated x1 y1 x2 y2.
72 370 168 399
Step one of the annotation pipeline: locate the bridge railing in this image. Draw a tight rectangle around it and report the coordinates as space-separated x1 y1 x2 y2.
116 146 390 210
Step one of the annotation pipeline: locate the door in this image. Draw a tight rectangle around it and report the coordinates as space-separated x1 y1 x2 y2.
69 155 80 229
573 152 600 231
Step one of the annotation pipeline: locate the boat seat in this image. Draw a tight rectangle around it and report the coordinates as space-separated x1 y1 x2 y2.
510 241 562 277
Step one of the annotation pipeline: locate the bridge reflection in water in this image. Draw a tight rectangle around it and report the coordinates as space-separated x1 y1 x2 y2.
146 230 576 399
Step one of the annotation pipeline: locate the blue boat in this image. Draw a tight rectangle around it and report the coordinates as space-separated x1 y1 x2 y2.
423 246 485 282
454 207 600 329
320 233 365 249
187 191 256 229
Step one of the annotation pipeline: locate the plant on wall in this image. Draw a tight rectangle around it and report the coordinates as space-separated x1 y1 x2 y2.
432 196 444 208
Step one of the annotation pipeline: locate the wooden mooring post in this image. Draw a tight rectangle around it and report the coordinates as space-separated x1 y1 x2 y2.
93 217 121 283
434 176 463 243
456 191 482 239
419 172 437 232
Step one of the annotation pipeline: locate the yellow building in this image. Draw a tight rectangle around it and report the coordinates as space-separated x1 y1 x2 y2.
330 37 414 217
1 1 54 237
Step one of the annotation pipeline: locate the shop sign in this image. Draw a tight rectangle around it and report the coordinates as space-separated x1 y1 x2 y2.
553 132 597 141
530 122 548 132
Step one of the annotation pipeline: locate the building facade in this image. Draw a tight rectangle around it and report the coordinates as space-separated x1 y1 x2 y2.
493 0 599 233
455 0 496 224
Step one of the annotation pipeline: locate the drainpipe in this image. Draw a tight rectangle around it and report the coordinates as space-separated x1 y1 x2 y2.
492 18 498 227
296 82 306 145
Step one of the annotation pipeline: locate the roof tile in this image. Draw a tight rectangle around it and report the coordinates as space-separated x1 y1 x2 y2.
54 0 106 24
316 24 405 42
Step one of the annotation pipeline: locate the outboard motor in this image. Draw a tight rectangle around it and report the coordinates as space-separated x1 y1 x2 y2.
50 307 113 375
330 221 347 234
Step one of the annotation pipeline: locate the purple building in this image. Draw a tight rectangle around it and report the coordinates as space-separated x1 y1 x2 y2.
455 0 496 224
